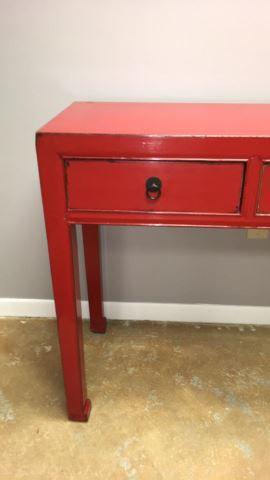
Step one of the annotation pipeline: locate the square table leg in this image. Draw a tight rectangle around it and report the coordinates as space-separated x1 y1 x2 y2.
37 138 90 421
82 225 107 334
49 224 90 421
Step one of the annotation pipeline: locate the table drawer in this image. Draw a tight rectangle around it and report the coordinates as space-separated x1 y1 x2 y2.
65 159 245 214
257 164 270 214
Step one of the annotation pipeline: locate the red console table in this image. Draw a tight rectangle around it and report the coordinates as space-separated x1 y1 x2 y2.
36 102 270 421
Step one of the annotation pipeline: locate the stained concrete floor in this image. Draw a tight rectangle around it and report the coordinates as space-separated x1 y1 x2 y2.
0 319 270 479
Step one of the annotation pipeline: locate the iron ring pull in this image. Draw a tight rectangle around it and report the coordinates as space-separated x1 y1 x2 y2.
146 177 162 200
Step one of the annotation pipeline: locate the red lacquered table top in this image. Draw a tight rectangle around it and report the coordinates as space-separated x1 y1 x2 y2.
39 102 270 137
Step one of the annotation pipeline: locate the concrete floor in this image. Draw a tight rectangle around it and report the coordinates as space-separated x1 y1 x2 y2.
0 319 270 480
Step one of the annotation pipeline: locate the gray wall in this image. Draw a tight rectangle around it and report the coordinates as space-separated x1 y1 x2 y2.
1 1 270 306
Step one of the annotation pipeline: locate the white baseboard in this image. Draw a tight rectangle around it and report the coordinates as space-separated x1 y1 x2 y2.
0 298 270 324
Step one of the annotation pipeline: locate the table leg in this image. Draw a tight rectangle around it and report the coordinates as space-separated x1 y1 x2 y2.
82 225 107 333
36 138 90 421
48 223 90 421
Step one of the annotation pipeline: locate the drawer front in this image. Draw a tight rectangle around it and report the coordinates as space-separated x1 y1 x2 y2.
65 159 245 214
257 164 270 214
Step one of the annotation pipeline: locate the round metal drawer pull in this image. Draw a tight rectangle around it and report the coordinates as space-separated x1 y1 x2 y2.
146 177 162 200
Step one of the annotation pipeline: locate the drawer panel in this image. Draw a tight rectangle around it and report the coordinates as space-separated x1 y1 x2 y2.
65 159 245 214
257 164 270 214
